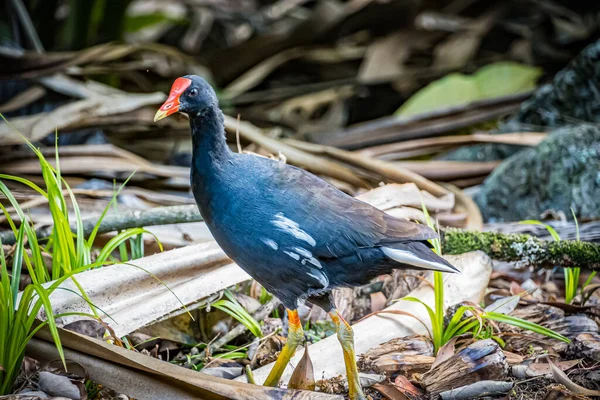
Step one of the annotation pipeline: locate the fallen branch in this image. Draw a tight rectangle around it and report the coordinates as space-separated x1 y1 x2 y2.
443 228 600 270
0 205 202 245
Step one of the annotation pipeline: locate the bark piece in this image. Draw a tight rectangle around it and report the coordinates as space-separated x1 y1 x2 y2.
420 339 509 394
359 335 433 372
373 354 435 377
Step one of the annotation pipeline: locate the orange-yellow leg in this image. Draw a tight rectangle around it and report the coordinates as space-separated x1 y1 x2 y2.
329 310 366 400
263 309 304 387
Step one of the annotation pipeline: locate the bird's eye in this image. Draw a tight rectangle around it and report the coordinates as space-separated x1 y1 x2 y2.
189 88 198 97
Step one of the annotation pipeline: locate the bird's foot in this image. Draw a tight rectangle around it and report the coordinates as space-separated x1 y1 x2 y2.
329 309 367 400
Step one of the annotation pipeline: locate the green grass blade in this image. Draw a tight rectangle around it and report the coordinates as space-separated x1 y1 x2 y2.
519 220 560 242
403 296 440 350
212 291 262 338
0 174 47 198
10 226 26 308
484 312 570 343
95 228 162 264
87 173 135 247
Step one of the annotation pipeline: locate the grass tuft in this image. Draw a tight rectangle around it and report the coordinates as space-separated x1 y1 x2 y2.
402 203 570 355
0 117 162 394
210 290 263 338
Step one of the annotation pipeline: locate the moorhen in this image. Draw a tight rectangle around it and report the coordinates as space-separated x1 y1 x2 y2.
155 76 458 400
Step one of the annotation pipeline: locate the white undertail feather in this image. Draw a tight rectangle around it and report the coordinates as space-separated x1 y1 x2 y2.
382 247 458 273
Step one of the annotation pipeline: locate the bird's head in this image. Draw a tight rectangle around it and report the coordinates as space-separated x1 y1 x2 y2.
154 75 218 122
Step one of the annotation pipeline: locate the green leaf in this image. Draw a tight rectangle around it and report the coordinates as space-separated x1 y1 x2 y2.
403 296 441 351
484 312 570 343
211 291 262 338
396 62 542 117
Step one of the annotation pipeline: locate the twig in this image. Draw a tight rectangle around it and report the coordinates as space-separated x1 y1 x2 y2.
357 132 547 159
0 205 202 245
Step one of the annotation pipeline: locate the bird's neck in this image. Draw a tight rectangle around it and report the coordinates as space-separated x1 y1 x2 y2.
189 106 233 219
190 106 231 166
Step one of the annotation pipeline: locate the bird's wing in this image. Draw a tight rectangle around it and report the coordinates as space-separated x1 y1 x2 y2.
263 160 437 259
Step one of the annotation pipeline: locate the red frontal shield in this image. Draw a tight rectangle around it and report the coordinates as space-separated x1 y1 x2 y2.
154 77 192 121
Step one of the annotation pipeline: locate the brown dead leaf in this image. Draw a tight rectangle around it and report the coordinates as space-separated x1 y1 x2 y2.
372 383 410 400
510 281 525 296
529 359 579 376
549 359 600 397
31 326 340 400
502 351 524 365
393 375 423 397
431 336 458 370
288 347 315 391
433 7 504 70
0 85 47 113
354 183 454 213
358 31 412 84
0 92 165 146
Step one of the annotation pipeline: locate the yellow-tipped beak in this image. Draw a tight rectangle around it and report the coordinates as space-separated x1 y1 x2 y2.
154 109 169 122
154 77 192 123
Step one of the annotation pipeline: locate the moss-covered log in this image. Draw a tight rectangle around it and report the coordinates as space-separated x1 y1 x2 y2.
443 228 600 271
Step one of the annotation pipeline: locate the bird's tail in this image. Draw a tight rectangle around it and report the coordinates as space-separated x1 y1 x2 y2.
381 241 459 273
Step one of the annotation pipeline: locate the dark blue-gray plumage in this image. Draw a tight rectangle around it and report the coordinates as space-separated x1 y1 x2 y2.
155 75 458 398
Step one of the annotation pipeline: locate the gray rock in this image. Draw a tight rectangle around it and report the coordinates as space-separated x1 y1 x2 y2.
37 372 81 400
444 39 600 162
474 124 600 221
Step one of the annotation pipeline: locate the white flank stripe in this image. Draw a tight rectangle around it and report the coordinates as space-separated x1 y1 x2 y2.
293 247 312 258
272 213 316 247
283 251 300 261
293 247 324 269
261 238 278 250
307 270 329 288
382 247 458 273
